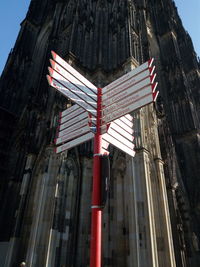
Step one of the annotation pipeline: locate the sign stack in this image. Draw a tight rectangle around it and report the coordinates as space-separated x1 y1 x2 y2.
46 51 159 267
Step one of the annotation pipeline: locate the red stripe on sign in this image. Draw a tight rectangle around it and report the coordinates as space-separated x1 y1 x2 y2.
149 65 155 76
148 58 154 68
153 91 159 102
150 73 156 83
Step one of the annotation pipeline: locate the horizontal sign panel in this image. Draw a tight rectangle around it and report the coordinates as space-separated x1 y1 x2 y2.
50 60 97 101
102 93 154 124
109 121 134 141
51 51 97 94
48 68 97 107
60 104 82 118
57 117 91 138
59 112 89 131
103 85 154 117
102 69 155 102
103 58 154 94
47 75 97 116
102 134 135 158
55 125 91 145
56 132 94 153
59 106 85 125
118 116 133 128
100 116 134 135
113 118 134 135
102 74 156 108
124 114 133 122
107 127 134 149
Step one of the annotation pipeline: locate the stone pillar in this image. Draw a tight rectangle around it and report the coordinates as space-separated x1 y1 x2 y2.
4 154 36 267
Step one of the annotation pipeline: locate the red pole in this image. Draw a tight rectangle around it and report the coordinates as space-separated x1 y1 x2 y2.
90 88 102 267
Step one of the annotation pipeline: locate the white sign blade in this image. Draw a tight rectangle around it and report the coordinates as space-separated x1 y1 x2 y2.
109 121 134 141
50 60 97 101
103 85 153 117
118 116 134 128
102 134 135 157
56 132 94 153
60 104 82 118
48 67 97 107
103 70 155 102
58 117 93 138
103 58 154 93
51 51 97 94
59 112 89 131
124 114 133 122
55 125 91 145
47 75 97 116
59 106 85 125
107 128 134 149
102 93 154 124
113 118 134 134
103 77 155 111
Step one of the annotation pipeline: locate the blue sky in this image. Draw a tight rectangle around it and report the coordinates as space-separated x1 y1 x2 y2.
0 0 199 75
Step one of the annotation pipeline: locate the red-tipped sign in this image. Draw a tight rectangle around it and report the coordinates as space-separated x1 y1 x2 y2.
113 117 134 134
47 75 97 116
48 67 97 107
59 112 89 131
102 74 156 108
51 51 97 94
102 91 156 124
102 133 135 157
50 59 97 101
55 132 94 153
60 104 82 118
103 58 154 93
108 121 134 141
57 117 92 138
102 84 157 118
59 106 85 125
55 124 91 145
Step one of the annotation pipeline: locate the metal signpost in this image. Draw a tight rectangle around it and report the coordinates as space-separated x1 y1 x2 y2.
46 51 159 267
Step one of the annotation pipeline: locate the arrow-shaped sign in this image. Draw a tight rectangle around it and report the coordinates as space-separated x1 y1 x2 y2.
103 83 157 117
102 74 156 108
57 117 92 138
60 104 82 118
55 124 91 145
112 117 134 135
103 58 154 94
118 116 134 128
108 121 134 142
50 60 97 101
48 68 97 107
59 112 89 131
47 75 97 116
102 133 135 157
107 128 134 149
59 106 85 125
55 132 94 154
51 51 97 94
102 88 157 124
102 68 155 103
